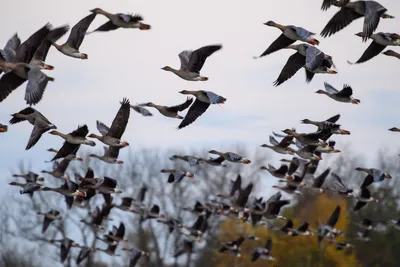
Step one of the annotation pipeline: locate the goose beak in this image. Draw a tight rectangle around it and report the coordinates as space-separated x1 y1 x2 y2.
339 129 351 135
241 159 251 164
328 70 337 74
351 100 359 105
385 174 392 179
186 173 194 178
309 39 320 45
121 142 130 147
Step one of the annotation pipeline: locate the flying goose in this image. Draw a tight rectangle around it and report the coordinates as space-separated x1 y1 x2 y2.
50 124 95 161
316 82 360 104
88 98 130 147
208 150 251 164
52 13 97 59
121 247 149 267
282 128 327 147
160 169 194 183
327 173 354 196
43 180 86 209
356 167 392 187
12 171 44 183
354 218 374 231
353 187 378 211
8 181 44 197
321 1 393 41
300 114 341 131
49 238 80 263
89 145 124 164
299 168 330 193
144 97 193 119
0 25 69 105
169 155 200 166
29 25 69 70
261 135 295 155
256 21 319 58
317 205 342 243
37 210 62 233
76 246 96 265
177 90 226 129
10 107 56 150
161 44 222 81
89 8 151 32
218 237 245 257
389 127 400 132
42 154 82 179
252 238 275 262
273 44 336 86
0 24 52 103
216 174 241 199
104 222 128 243
260 164 289 179
349 32 400 64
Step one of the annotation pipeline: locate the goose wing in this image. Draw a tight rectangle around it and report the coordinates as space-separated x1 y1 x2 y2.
273 52 305 86
67 13 97 49
186 45 222 73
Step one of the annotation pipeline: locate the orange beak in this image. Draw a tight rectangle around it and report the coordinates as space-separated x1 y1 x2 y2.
0 127 7 132
77 191 86 197
241 159 251 164
186 173 195 178
309 39 320 45
339 129 351 135
81 54 88 60
44 63 54 70
75 157 83 161
329 70 337 74
117 160 124 164
121 142 130 148
286 176 294 181
351 100 359 105
385 174 392 179
139 23 151 30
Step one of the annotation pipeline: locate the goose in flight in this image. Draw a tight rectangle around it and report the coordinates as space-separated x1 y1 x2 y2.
50 124 95 161
9 107 56 150
321 1 394 41
88 98 130 147
348 32 400 64
144 97 193 119
273 44 336 86
177 90 226 129
52 13 97 59
89 8 151 33
256 21 319 58
315 82 360 104
161 44 222 81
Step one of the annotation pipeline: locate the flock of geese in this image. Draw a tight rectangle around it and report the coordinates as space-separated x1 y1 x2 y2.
1 1 400 266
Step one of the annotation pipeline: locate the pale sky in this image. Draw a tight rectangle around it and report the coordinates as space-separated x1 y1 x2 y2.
1 0 400 192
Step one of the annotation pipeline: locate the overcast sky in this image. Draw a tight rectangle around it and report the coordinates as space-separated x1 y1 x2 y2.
1 0 400 192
